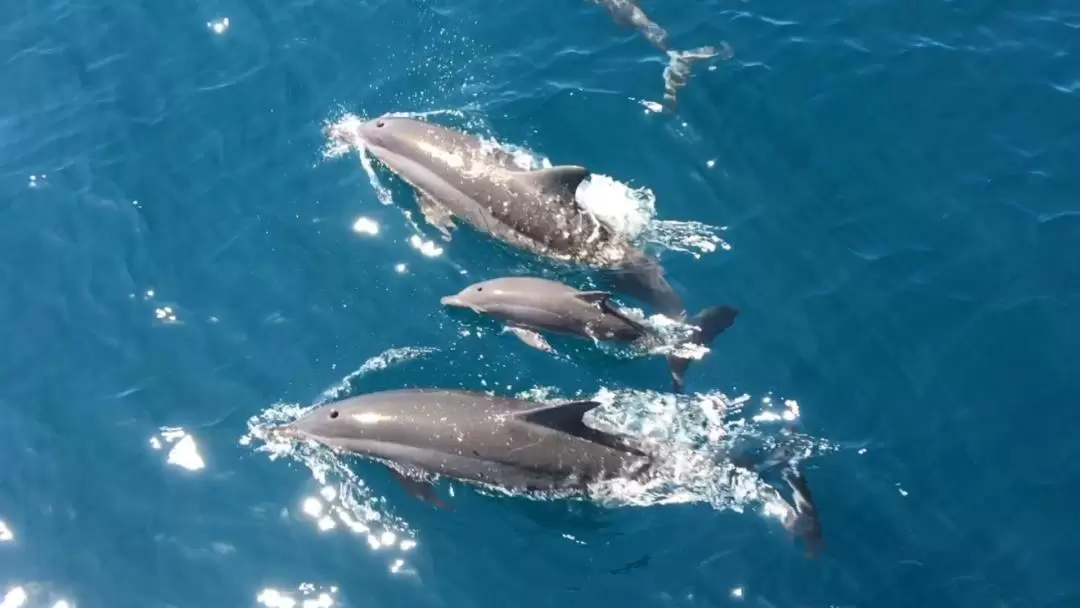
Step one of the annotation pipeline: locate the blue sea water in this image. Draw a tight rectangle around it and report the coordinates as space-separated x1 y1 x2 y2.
2 0 1079 605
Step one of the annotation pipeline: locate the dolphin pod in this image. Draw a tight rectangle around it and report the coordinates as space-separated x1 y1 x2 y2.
353 116 686 318
269 7 825 557
313 113 827 553
440 276 738 393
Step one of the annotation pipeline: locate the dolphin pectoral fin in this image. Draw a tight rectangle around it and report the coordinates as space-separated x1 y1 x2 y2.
507 326 554 353
390 469 453 511
416 192 455 238
609 554 651 575
515 165 591 198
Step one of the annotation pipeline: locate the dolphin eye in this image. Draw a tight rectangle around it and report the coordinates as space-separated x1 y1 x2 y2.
375 120 385 128
476 287 483 292
329 410 339 419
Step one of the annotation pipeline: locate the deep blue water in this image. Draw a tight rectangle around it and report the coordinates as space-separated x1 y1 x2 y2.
2 0 1080 606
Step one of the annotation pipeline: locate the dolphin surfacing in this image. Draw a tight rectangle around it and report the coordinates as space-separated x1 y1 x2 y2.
587 0 733 109
350 115 686 318
275 387 825 552
276 388 654 498
441 276 738 392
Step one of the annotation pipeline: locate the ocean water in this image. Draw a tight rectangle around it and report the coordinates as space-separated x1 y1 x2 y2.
1 0 1078 606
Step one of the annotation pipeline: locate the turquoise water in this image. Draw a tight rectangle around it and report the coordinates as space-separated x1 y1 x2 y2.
2 0 1078 606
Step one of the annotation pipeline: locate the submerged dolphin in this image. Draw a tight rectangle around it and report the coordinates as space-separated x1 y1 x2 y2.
587 0 733 109
440 276 738 392
275 388 654 499
351 115 685 318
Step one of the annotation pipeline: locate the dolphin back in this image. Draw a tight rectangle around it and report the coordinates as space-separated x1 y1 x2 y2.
287 389 651 491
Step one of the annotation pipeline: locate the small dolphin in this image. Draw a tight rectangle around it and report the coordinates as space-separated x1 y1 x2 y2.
350 116 686 318
274 388 654 504
441 276 738 393
587 0 733 109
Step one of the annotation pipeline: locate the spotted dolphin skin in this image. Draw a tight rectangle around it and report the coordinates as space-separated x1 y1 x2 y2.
350 115 685 318
586 0 732 109
440 276 738 392
274 388 654 500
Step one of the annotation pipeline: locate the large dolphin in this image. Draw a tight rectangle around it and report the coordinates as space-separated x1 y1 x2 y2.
274 388 654 499
586 0 733 109
274 387 824 551
440 276 738 392
350 115 686 318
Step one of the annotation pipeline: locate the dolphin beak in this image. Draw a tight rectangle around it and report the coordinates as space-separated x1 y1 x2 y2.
440 295 466 308
268 423 303 440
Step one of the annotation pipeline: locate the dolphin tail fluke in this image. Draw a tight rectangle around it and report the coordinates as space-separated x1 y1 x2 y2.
666 305 739 393
728 449 824 557
662 42 733 110
781 465 824 558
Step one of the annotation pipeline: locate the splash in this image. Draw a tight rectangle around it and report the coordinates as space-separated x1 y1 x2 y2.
150 427 206 471
242 348 830 556
489 138 731 257
0 584 74 608
241 405 420 569
239 347 439 572
564 386 832 528
322 111 730 257
315 346 438 405
499 385 834 535
256 584 339 608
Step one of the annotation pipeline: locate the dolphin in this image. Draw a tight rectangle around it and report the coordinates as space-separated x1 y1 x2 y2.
440 276 738 393
273 387 825 552
350 115 686 318
274 388 654 503
586 0 733 109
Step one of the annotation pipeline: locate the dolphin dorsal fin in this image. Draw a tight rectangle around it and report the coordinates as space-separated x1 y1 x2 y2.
572 291 612 306
518 165 591 198
513 400 601 433
515 400 649 455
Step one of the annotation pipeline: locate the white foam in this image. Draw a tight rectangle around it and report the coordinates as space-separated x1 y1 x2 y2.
0 588 26 608
151 427 205 471
351 217 379 236
574 386 833 516
167 435 205 471
207 17 230 34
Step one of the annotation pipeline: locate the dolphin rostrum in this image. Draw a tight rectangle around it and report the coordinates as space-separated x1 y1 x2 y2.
352 115 685 318
587 0 733 109
274 388 654 501
440 276 738 392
